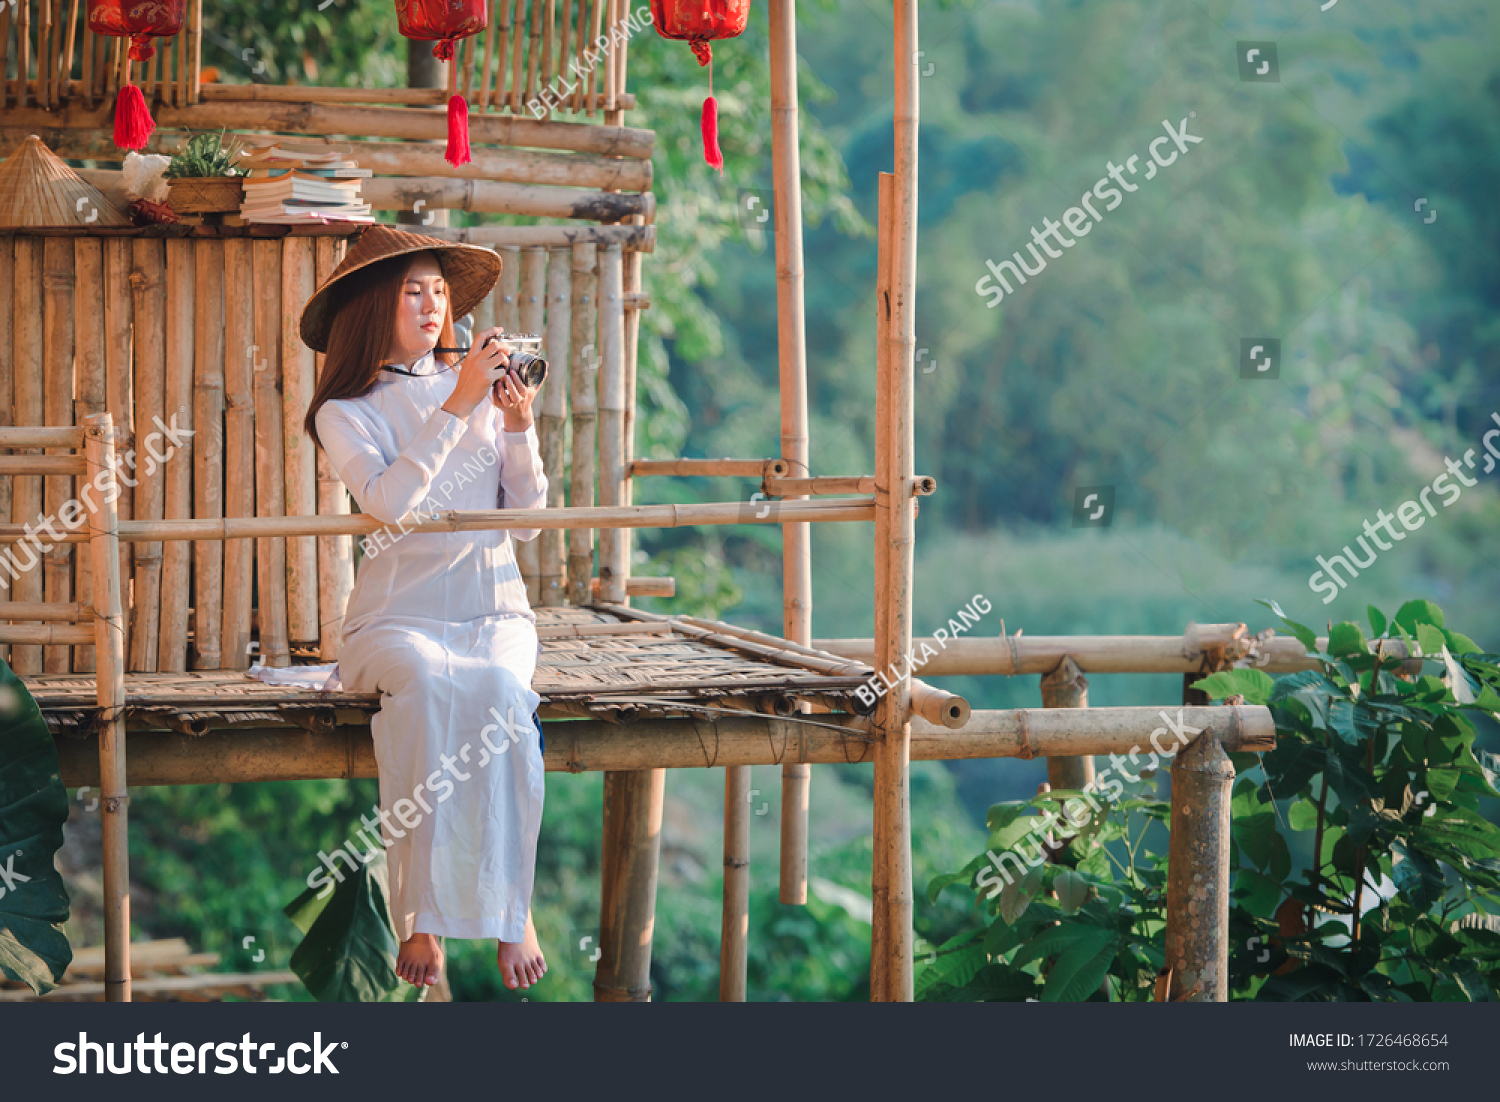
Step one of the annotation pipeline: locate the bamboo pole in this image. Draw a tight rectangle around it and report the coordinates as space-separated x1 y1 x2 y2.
1162 729 1234 1002
280 236 318 646
72 236 106 672
808 625 1329 675
83 412 130 1002
0 238 11 665
508 0 526 112
539 246 571 605
0 427 84 448
38 0 50 110
191 238 224 669
557 0 574 114
566 242 597 605
603 0 616 114
189 0 201 102
145 24 158 107
526 0 544 111
629 458 787 478
157 239 193 672
127 238 164 672
0 600 91 620
620 217 640 592
0 622 93 644
720 761 750 1001
593 768 665 1001
764 476 877 496
102 239 133 667
1 99 655 158
480 0 499 110
0 454 86 474
61 0 79 107
0 496 876 544
515 247 548 604
41 237 74 673
314 237 353 662
875 0 920 999
17 0 30 109
595 242 625 603
542 0 556 110
868 172 894 1000
220 239 255 671
251 239 290 667
767 0 814 909
55 706 1277 788
589 575 672 598
387 222 654 249
0 5 12 112
1040 655 1093 796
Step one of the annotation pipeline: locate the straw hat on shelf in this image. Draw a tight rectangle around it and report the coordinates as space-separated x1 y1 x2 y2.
0 135 132 228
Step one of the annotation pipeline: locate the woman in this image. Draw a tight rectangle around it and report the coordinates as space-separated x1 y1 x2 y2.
300 224 548 992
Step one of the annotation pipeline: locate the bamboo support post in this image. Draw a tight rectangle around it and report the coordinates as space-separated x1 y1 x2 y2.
251 239 290 667
595 242 626 603
100 239 132 666
874 0 920 997
400 223 654 250
1162 728 1234 1002
10 236 44 677
41 237 73 674
515 246 548 604
1041 655 1094 794
314 237 353 661
280 237 318 646
539 246 571 606
593 768 665 1002
566 242 597 605
869 173 894 999
720 762 750 1001
72 237 105 673
589 575 672 598
0 240 12 668
127 239 164 672
767 0 814 911
191 239 224 669
83 413 129 1002
220 240 254 670
908 678 969 729
158 240 194 672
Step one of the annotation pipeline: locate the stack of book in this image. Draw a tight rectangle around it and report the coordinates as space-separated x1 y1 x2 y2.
235 141 375 225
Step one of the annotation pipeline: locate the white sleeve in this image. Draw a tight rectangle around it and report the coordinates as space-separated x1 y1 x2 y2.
496 423 548 543
316 402 469 524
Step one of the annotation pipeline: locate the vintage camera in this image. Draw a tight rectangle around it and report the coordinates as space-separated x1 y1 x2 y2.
482 332 548 388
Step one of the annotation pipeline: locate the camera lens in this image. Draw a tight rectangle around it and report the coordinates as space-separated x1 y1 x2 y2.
508 350 548 388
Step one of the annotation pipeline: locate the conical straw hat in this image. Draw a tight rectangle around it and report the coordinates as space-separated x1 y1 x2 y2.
298 223 502 353
0 135 131 228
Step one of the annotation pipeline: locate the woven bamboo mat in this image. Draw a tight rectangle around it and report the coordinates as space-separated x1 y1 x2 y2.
23 606 874 730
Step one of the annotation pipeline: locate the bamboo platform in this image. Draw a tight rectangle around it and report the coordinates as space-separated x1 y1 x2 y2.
25 605 879 736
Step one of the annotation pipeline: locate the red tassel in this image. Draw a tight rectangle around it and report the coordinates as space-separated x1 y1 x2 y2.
113 84 155 151
702 95 724 174
446 94 472 167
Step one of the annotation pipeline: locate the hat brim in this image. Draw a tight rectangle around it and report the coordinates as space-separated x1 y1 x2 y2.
297 227 502 354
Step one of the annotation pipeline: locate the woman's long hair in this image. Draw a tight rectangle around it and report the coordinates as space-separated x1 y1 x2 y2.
303 250 461 449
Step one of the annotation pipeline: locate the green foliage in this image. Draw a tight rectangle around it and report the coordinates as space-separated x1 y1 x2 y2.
0 659 71 994
283 849 414 1002
164 129 243 179
925 601 1500 1002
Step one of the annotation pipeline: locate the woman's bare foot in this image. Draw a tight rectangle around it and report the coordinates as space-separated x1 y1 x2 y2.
497 913 547 990
396 933 444 987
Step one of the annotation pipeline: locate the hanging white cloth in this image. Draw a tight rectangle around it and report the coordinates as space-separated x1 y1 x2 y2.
312 349 548 943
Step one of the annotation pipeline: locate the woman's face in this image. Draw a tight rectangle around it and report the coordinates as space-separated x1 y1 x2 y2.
388 253 448 364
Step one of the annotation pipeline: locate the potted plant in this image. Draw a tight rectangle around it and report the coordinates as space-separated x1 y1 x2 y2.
164 129 244 215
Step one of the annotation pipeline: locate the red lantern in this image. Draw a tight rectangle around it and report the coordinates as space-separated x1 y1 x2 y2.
396 0 489 167
88 0 188 151
651 0 752 173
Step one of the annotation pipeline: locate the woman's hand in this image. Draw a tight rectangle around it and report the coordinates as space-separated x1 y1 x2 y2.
440 326 510 419
492 369 541 432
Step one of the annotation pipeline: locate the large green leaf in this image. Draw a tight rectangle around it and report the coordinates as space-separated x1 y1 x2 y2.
1192 668 1274 705
283 848 409 1002
0 657 72 994
1040 925 1116 1002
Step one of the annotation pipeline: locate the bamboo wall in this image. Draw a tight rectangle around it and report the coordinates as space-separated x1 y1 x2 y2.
0 227 633 673
0 0 634 121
